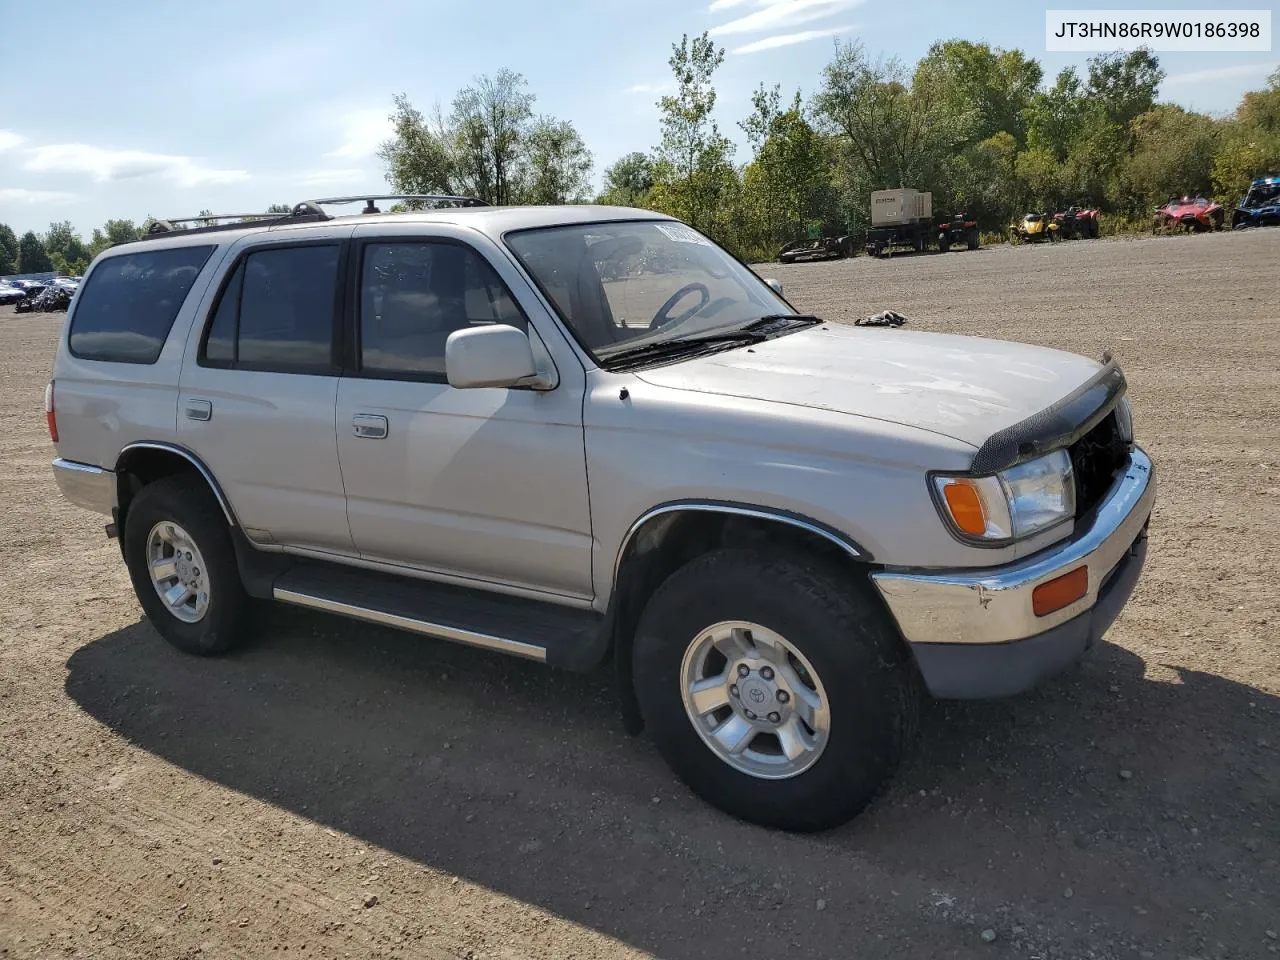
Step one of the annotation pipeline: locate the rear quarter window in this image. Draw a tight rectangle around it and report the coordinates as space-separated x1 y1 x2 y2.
68 245 215 363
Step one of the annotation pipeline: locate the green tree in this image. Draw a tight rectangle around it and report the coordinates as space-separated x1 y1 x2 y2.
814 40 967 192
0 223 18 275
17 231 53 274
1086 49 1164 132
1124 105 1220 208
380 76 588 206
88 219 142 257
1026 67 1088 160
741 89 832 249
598 152 654 206
523 118 593 204
266 203 292 213
451 69 536 204
651 32 736 231
43 221 91 275
1212 69 1280 198
379 94 459 196
913 40 1042 146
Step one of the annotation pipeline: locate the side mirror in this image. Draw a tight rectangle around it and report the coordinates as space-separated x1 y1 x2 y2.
764 278 784 296
445 325 537 389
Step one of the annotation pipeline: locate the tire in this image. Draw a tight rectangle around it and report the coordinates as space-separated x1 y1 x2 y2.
966 228 980 251
123 475 254 656
632 548 916 831
937 236 950 253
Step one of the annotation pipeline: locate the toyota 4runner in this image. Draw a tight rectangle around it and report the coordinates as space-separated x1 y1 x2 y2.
48 196 1155 831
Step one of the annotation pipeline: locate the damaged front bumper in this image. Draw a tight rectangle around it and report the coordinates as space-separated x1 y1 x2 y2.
872 446 1155 698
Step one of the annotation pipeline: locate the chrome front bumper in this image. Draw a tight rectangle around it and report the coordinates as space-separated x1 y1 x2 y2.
872 446 1155 647
51 458 117 516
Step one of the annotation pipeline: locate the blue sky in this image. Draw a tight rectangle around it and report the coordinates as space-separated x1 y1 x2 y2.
1 0 1275 236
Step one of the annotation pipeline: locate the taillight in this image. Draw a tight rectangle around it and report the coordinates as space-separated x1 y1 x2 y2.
45 380 58 443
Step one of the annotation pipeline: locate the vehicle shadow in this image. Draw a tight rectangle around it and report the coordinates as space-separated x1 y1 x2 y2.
66 609 1280 958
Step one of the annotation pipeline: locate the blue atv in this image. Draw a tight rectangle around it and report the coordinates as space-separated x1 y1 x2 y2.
1232 175 1280 228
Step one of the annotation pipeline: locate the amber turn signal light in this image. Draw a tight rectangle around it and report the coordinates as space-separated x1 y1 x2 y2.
941 480 987 536
1032 566 1088 617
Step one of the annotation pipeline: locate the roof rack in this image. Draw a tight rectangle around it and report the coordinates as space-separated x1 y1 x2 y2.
307 194 487 214
143 208 330 238
138 193 487 241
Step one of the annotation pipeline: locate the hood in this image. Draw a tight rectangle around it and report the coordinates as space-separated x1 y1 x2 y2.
633 324 1104 450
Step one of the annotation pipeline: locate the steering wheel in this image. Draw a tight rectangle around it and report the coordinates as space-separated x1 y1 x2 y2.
650 282 710 331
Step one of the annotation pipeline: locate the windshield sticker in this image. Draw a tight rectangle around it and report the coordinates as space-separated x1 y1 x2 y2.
655 223 712 245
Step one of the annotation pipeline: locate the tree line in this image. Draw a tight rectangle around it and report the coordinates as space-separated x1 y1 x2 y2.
0 219 145 277
5 35 1277 273
384 35 1280 260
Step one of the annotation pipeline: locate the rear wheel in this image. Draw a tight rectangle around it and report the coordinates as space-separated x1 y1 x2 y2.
632 548 916 831
966 228 980 250
123 475 255 656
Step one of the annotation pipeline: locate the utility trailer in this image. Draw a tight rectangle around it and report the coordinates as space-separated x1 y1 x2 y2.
865 189 934 257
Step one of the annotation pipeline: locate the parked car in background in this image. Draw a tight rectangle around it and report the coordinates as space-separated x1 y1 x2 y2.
47 196 1155 832
14 283 49 313
1232 176 1280 228
0 283 27 306
32 285 73 312
1153 196 1225 233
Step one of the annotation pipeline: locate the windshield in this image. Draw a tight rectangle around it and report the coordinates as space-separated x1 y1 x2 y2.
1243 183 1280 207
504 220 792 361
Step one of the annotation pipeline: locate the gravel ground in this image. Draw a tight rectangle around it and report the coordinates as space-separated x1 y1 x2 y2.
1 229 1278 960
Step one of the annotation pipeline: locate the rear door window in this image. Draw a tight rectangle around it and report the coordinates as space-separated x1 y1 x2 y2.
69 245 215 363
200 243 340 373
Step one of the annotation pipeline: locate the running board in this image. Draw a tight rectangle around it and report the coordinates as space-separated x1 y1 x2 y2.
272 562 607 670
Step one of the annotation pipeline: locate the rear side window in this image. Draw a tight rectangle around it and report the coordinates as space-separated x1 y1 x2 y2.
200 244 340 373
69 245 215 363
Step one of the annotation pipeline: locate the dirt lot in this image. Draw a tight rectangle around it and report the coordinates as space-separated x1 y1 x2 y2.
2 230 1278 960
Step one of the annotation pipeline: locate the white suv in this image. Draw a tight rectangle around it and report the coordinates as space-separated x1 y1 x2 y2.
48 196 1155 831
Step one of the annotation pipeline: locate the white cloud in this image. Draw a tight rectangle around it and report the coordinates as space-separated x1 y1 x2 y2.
732 25 850 54
325 108 394 159
0 130 24 152
25 143 248 187
0 187 76 205
709 0 862 36
625 82 673 94
708 0 756 9
298 168 367 187
1162 62 1276 87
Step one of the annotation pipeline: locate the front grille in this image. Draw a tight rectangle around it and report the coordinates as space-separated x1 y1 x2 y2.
1069 411 1130 517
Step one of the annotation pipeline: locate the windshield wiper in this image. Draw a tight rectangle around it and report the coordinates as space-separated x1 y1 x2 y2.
600 314 822 370
741 314 821 332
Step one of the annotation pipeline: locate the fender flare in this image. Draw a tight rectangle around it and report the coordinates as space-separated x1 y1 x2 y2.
611 499 869 593
115 441 240 528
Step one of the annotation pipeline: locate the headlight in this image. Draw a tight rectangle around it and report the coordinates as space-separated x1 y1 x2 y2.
1113 395 1134 442
932 449 1076 544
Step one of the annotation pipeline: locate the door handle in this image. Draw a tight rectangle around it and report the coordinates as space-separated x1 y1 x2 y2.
352 414 388 439
183 399 212 422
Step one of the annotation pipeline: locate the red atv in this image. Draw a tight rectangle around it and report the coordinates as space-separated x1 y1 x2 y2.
1052 206 1100 239
935 213 980 252
1153 196 1225 233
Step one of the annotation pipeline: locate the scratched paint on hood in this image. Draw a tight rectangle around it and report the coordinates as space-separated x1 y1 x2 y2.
634 323 1103 449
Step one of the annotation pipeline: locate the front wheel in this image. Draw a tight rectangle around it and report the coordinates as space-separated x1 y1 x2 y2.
632 549 916 831
123 475 255 655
